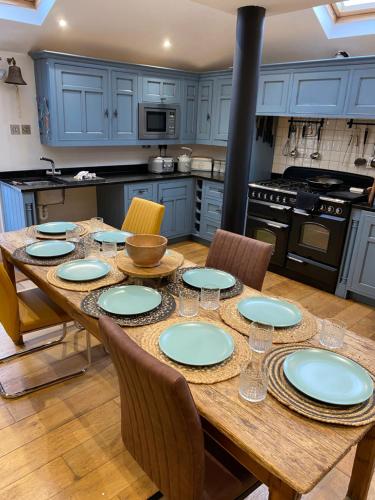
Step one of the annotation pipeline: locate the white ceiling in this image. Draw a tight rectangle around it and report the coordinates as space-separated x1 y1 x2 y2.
0 0 374 70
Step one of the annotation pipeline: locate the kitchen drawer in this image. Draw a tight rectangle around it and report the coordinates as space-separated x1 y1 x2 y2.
202 196 222 224
125 182 156 211
202 181 224 202
200 216 220 242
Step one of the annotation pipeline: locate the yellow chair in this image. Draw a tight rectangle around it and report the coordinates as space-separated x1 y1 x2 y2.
122 197 165 235
0 264 91 398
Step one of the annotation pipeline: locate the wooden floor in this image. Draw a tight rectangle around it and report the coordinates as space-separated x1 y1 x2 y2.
0 241 373 500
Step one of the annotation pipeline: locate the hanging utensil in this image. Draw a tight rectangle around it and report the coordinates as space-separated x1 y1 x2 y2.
282 123 293 157
289 126 300 158
310 124 323 161
343 131 354 164
354 127 368 167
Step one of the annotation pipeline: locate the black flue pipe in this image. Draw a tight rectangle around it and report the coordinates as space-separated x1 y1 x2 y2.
221 6 266 234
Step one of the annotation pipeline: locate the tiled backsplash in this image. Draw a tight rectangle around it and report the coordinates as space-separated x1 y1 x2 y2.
273 117 375 178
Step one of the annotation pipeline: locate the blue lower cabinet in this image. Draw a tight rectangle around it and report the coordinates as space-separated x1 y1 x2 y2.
349 212 375 299
157 180 193 238
124 182 156 212
0 184 36 231
202 197 222 224
200 217 220 242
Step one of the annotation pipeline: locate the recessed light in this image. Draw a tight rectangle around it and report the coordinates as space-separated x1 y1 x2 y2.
163 39 172 49
58 19 68 28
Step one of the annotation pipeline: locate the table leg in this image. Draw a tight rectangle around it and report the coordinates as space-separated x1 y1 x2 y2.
268 477 302 500
1 249 16 286
347 426 375 500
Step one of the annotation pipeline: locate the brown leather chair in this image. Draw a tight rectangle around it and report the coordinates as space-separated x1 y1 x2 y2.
206 229 273 291
99 316 260 500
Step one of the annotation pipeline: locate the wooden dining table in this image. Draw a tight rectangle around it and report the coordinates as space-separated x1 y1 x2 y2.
0 222 374 500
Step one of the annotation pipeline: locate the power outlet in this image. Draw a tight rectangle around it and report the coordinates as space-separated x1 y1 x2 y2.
10 124 20 135
21 124 31 135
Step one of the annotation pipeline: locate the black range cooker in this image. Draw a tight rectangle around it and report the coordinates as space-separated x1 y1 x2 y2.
246 167 374 292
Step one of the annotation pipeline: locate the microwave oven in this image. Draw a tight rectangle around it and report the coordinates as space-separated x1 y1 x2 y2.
138 103 180 140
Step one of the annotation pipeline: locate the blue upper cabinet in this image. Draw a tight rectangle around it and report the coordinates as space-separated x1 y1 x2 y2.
181 80 198 142
346 68 375 117
55 64 110 141
142 76 181 103
289 70 350 116
257 73 290 115
212 76 232 142
196 79 214 142
111 71 138 141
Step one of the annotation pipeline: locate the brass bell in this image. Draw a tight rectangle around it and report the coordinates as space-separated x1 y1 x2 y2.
5 58 27 86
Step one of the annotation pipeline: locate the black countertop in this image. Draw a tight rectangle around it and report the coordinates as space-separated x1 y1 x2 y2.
352 201 375 213
0 164 225 192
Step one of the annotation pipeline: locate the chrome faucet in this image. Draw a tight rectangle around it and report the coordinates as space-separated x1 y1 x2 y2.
40 157 61 176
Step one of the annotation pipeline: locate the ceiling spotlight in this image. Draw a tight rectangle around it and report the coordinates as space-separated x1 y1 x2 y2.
163 39 172 49
58 19 68 28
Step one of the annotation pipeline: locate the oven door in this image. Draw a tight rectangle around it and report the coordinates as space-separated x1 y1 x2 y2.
247 199 292 224
245 215 289 266
288 209 347 267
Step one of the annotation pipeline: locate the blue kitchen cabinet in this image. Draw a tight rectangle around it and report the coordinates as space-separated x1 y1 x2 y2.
257 73 290 115
55 64 110 141
157 179 193 238
181 80 198 142
124 182 156 212
142 76 181 103
0 184 36 231
196 80 214 142
349 212 375 299
346 68 375 117
199 180 223 242
111 71 138 141
212 77 232 142
289 70 350 116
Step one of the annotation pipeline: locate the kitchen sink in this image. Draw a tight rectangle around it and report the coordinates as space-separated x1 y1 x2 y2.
23 180 63 187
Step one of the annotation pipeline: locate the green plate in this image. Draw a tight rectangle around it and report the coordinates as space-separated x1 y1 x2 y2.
36 221 77 234
26 240 75 258
57 259 110 282
159 322 234 366
237 296 302 327
283 348 374 405
94 231 132 244
182 268 236 290
97 285 162 315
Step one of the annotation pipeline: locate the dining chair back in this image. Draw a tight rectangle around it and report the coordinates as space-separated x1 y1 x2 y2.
100 316 205 499
99 316 260 500
122 197 165 235
206 229 273 291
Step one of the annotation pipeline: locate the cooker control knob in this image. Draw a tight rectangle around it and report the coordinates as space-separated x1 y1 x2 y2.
276 195 281 203
257 192 262 199
269 194 274 201
263 193 268 200
320 204 326 212
327 205 334 213
335 207 343 215
251 191 256 198
282 196 287 204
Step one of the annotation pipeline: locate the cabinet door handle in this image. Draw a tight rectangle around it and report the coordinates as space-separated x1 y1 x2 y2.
207 113 211 121
104 109 109 118
113 109 118 118
160 198 164 204
160 96 166 101
137 189 147 194
287 256 304 264
266 222 283 229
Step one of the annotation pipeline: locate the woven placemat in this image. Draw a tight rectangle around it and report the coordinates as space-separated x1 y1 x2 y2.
166 267 243 300
35 223 88 240
265 345 375 426
12 242 85 266
81 287 176 326
220 293 317 344
140 318 250 384
46 259 126 292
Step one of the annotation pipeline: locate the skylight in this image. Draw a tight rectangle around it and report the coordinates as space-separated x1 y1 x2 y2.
0 0 55 25
332 1 375 17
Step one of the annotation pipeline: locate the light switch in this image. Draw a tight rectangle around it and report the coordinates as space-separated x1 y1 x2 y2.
10 124 20 135
21 124 31 135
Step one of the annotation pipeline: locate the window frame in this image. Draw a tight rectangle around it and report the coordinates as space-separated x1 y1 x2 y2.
331 1 375 19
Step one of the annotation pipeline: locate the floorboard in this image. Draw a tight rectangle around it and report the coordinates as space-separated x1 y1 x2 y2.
0 241 373 499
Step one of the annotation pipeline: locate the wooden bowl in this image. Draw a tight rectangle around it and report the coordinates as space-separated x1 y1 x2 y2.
125 234 168 267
